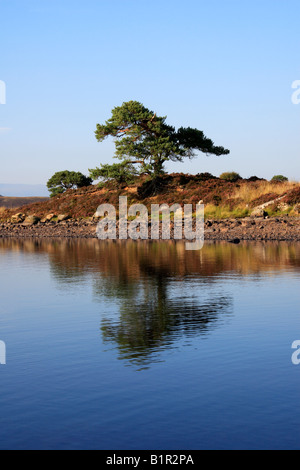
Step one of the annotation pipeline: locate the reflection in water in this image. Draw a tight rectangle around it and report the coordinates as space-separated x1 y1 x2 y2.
1 239 300 367
97 270 232 367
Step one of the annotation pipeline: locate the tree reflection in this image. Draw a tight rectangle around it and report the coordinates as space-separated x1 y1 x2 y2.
1 238 300 368
91 244 233 367
99 277 232 368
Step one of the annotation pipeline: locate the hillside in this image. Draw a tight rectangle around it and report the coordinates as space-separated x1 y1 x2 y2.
0 196 49 210
1 173 300 221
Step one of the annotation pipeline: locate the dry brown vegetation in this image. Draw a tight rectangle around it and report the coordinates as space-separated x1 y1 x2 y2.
0 174 299 222
230 181 298 205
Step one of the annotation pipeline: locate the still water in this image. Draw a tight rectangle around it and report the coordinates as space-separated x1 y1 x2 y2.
0 239 299 450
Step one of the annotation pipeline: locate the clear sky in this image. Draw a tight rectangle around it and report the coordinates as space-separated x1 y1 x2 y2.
1 0 300 188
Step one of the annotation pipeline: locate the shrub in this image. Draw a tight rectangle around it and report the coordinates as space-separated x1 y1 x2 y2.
196 172 216 181
271 175 289 183
179 174 192 185
247 176 266 182
220 172 241 182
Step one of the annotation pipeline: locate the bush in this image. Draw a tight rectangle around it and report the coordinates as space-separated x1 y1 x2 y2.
271 175 289 183
247 176 266 182
179 174 192 185
220 172 241 182
196 172 216 181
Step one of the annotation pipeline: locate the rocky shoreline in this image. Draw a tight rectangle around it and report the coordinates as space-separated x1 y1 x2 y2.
0 216 299 242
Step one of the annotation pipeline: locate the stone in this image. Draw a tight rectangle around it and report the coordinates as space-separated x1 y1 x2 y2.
277 203 290 212
294 204 300 214
23 215 40 226
46 213 56 221
57 214 71 222
250 207 268 218
40 214 56 223
229 238 241 244
11 213 25 224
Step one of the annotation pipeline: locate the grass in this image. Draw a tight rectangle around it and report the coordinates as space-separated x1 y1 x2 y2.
230 181 298 205
203 181 300 219
204 204 250 219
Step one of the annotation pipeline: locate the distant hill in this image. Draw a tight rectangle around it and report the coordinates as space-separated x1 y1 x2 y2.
0 196 49 209
0 183 48 197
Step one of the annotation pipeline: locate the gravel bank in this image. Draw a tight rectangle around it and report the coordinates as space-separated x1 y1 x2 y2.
0 217 299 242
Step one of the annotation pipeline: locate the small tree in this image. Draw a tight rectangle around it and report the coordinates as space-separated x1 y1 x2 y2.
271 175 289 183
47 171 92 197
89 161 137 186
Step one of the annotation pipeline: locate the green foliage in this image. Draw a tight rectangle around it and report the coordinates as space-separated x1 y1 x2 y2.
271 175 289 183
47 171 92 198
220 172 241 182
205 204 250 219
89 161 137 185
95 101 230 179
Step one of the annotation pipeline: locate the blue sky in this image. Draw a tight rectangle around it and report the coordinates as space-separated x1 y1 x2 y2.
1 0 300 191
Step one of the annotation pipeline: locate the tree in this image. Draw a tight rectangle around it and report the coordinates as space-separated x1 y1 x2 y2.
47 171 92 198
271 175 289 183
89 161 137 186
94 101 230 179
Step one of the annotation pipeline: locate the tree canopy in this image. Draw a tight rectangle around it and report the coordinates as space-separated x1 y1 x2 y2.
89 161 137 186
47 171 92 197
271 175 289 183
94 101 230 178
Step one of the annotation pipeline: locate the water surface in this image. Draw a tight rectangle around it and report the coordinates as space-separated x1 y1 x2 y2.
0 240 299 450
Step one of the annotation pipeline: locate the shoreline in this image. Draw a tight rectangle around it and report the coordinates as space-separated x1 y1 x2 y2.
0 216 300 242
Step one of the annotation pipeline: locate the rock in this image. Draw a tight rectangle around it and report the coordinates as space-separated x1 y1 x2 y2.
11 213 25 224
40 214 56 223
229 238 241 244
277 203 290 212
23 215 40 226
57 214 70 222
46 213 56 221
250 207 268 218
93 211 102 219
84 217 94 225
294 204 300 214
